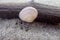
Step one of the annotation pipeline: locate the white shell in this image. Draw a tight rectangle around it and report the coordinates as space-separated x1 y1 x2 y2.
19 7 38 22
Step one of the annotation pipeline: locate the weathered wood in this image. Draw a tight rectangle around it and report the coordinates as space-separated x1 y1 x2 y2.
0 2 60 23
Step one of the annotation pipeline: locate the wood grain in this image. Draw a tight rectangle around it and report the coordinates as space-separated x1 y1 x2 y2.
0 2 60 23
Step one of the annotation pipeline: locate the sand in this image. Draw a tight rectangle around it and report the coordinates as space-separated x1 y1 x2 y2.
0 19 60 40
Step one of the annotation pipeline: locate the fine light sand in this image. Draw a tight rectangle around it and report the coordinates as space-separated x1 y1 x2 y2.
0 19 60 40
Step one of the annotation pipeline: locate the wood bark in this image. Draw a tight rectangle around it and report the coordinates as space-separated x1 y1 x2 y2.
0 2 60 23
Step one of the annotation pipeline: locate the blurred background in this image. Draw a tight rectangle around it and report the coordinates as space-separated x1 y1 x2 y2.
0 0 60 7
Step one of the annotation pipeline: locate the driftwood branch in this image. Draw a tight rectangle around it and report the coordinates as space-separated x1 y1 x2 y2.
0 2 60 23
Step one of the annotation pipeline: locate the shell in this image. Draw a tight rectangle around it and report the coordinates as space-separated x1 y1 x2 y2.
19 7 38 22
